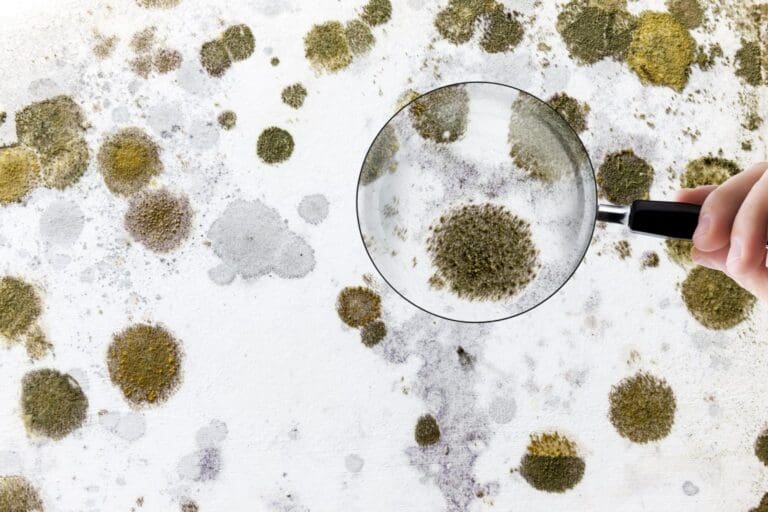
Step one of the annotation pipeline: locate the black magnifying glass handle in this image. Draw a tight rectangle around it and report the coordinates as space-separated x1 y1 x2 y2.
597 200 701 240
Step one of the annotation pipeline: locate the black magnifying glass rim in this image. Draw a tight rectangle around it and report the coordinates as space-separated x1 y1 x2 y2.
355 80 598 324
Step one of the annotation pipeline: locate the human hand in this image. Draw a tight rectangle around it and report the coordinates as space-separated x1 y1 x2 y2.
675 161 768 300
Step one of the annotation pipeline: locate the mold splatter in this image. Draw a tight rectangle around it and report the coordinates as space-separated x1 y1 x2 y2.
217 110 237 130
360 124 398 185
257 127 295 164
557 0 636 64
297 194 329 225
627 12 695 91
547 93 590 133
21 368 88 440
680 156 740 189
409 85 469 143
336 287 381 328
0 146 40 204
681 266 755 330
427 203 539 301
0 476 44 512
281 83 308 109
735 39 763 86
597 149 653 205
124 189 193 253
345 20 375 55
518 432 585 493
97 128 163 196
361 0 392 26
207 199 315 282
107 323 182 406
0 277 41 340
129 28 182 77
360 319 386 347
304 21 353 72
609 371 676 443
414 414 441 446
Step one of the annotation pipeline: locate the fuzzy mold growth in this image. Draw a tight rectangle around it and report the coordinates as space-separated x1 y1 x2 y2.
98 128 163 196
21 369 88 440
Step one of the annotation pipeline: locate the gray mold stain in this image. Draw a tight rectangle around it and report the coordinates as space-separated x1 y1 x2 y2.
297 194 329 225
98 410 147 442
40 200 84 247
178 420 228 482
207 199 315 284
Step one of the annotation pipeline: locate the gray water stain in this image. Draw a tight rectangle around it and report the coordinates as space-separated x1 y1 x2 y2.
487 396 516 424
297 194 329 225
196 419 228 448
207 199 315 283
98 411 147 442
40 200 84 246
178 419 229 482
344 454 364 473
682 481 699 496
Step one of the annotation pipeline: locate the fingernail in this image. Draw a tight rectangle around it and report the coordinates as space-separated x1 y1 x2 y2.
727 239 743 266
693 215 711 242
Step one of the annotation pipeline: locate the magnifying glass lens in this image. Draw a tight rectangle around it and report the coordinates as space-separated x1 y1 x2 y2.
357 82 596 322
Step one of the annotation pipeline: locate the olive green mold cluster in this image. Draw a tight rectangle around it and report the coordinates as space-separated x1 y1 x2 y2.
518 432 585 493
614 240 631 259
434 0 524 54
218 110 237 130
665 0 704 29
108 323 182 406
755 429 768 467
557 0 636 64
414 414 440 446
257 127 295 164
409 85 469 143
608 372 676 443
124 189 193 253
0 475 44 512
361 124 399 185
735 39 764 86
547 93 590 133
681 266 755 329
304 0 392 72
129 27 182 78
336 286 387 348
427 203 539 301
98 127 163 196
0 276 51 360
680 156 740 189
281 83 308 109
9 96 90 193
695 43 723 71
200 24 255 77
21 369 88 440
597 149 653 205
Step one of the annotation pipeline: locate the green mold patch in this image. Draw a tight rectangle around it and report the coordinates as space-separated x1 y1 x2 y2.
124 189 193 253
305 21 353 72
361 124 399 185
518 432 585 493
0 277 41 340
557 0 637 64
154 49 183 74
0 146 40 204
361 0 392 26
414 414 440 446
98 127 163 196
547 93 590 133
427 203 539 301
614 240 631 259
409 85 469 143
200 24 255 77
129 28 183 78
281 83 308 109
597 149 653 205
666 0 704 29
681 266 755 330
680 156 740 189
609 372 676 443
735 39 763 86
434 0 523 53
0 475 44 512
665 239 693 266
218 111 237 130
257 127 295 164
107 323 182 406
627 11 695 91
744 112 763 131
15 96 90 189
21 368 88 440
360 320 386 347
346 20 376 55
336 287 381 328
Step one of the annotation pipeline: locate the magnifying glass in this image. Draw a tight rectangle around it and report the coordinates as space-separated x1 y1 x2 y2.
356 82 702 323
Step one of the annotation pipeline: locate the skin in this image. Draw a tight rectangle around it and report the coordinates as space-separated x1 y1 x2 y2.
676 161 768 299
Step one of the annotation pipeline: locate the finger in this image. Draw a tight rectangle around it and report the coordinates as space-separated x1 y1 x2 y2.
674 185 717 204
725 169 768 278
691 246 729 272
694 164 768 252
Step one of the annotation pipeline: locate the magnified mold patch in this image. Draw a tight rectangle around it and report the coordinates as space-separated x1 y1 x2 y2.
124 189 193 253
97 128 163 196
427 203 539 301
107 323 182 406
608 371 676 443
547 93 590 134
0 476 44 512
20 368 88 440
281 83 308 109
627 12 696 91
409 85 469 144
681 266 755 330
257 127 294 164
207 199 315 283
556 0 637 64
360 124 398 185
518 432 585 493
596 149 653 205
0 146 40 204
200 24 255 77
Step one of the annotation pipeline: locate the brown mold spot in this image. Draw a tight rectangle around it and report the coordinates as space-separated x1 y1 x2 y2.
414 414 440 446
97 128 163 196
21 368 88 440
124 189 193 253
360 320 386 347
336 287 381 328
0 475 44 512
519 432 585 493
0 146 40 204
